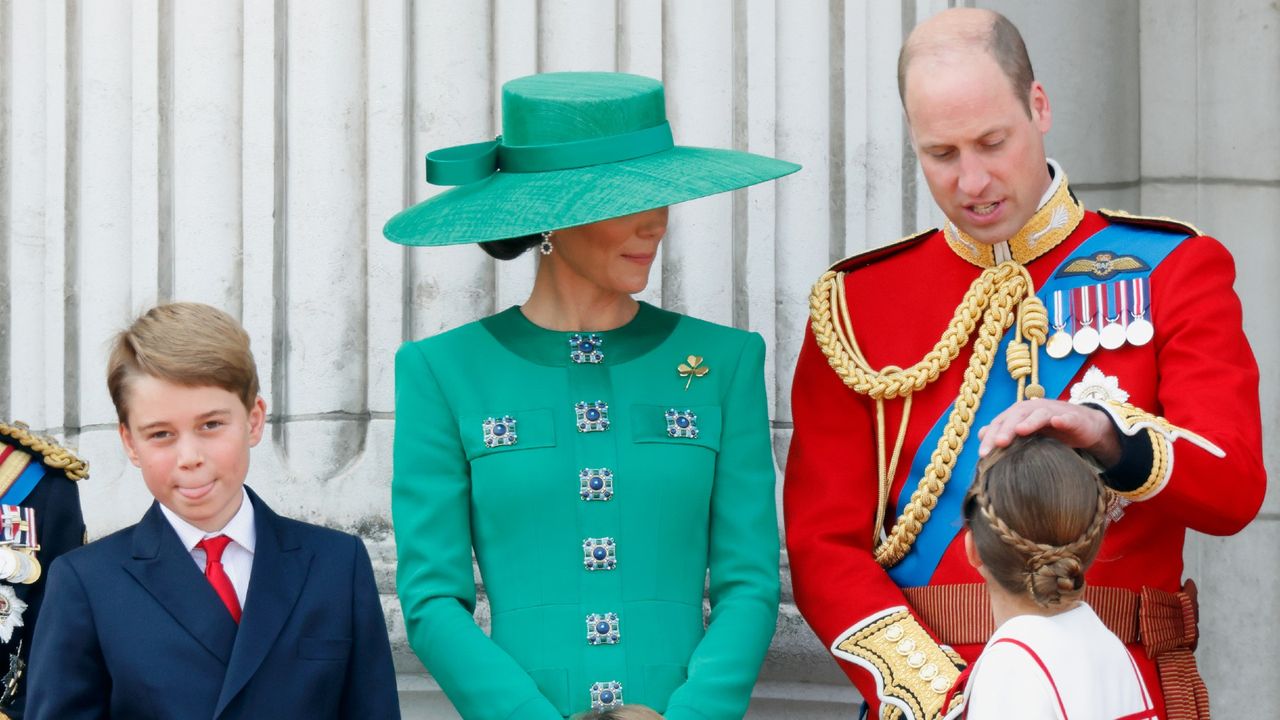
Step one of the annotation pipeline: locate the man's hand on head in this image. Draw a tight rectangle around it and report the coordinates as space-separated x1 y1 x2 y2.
977 399 1121 465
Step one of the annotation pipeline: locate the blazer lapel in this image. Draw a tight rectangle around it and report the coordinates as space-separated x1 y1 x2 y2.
214 488 312 717
123 503 238 665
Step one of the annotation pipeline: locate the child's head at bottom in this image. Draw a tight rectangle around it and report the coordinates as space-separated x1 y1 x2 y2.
963 435 1112 608
107 302 266 533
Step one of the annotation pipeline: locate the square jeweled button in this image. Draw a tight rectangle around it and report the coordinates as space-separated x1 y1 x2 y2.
481 416 517 448
583 537 616 571
590 681 623 710
569 333 604 364
665 409 698 439
579 468 614 501
576 401 610 433
586 612 620 645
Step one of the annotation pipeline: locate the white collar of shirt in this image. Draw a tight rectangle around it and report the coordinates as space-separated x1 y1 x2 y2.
160 487 257 609
160 486 257 555
1039 158 1064 209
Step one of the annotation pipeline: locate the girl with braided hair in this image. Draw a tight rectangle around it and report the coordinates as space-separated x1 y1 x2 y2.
951 436 1156 719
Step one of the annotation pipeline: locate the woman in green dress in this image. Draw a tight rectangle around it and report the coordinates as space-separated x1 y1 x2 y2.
384 72 799 720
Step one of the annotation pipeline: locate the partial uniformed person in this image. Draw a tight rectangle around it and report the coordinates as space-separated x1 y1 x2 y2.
0 421 87 720
783 8 1264 720
384 72 799 719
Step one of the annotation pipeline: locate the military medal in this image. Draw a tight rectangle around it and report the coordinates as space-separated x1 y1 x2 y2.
1099 283 1126 350
0 550 16 582
0 506 36 550
1127 276 1154 346
0 586 25 643
3 549 38 585
1071 286 1100 355
1045 290 1073 359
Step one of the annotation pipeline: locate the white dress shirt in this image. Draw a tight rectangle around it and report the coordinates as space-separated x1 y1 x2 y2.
160 487 256 610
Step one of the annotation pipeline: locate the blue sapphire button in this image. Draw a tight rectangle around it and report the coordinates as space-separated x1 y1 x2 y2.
665 409 699 439
569 333 605 364
590 681 623 710
575 401 610 433
583 537 616 571
586 612 621 645
482 415 518 448
580 468 614 501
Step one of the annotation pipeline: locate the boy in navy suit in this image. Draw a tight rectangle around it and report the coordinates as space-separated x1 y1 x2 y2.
27 302 401 719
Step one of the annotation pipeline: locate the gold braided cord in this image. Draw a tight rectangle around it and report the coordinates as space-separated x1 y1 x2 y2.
834 275 918 546
809 261 1042 568
0 421 89 481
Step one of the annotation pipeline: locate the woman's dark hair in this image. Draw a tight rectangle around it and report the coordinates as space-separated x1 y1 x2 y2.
963 435 1111 608
480 233 542 260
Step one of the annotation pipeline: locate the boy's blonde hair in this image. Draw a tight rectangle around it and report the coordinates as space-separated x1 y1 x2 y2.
107 302 260 424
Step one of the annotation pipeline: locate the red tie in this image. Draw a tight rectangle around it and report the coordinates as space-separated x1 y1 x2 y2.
197 535 242 623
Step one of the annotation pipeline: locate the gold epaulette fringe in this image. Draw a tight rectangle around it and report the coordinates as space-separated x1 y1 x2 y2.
0 421 89 481
1099 208 1202 238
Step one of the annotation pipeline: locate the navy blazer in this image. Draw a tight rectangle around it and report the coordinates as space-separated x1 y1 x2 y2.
26 486 400 719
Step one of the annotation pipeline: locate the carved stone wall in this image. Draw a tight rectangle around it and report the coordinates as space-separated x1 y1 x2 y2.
1 1 1275 716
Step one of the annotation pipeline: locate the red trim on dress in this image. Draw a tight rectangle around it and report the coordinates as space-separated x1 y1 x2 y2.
991 638 1069 719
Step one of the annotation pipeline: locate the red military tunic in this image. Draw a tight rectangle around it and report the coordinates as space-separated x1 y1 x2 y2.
784 171 1265 719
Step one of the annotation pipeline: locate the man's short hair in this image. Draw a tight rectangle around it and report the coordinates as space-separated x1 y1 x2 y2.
898 10 1036 117
107 302 260 424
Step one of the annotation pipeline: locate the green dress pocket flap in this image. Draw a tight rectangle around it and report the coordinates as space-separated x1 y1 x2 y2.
460 408 557 461
630 404 722 452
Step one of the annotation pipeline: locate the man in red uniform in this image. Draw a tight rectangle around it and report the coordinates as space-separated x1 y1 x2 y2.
784 8 1265 720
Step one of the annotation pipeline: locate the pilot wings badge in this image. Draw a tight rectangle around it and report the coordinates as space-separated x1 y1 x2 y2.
1055 251 1150 281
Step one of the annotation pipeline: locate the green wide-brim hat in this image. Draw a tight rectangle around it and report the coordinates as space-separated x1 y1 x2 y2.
383 72 800 246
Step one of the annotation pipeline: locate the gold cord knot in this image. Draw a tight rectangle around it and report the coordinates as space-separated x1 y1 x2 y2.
1019 296 1049 344
1006 340 1032 382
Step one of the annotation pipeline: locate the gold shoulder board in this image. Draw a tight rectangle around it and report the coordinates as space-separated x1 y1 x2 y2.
0 421 88 481
1099 208 1203 238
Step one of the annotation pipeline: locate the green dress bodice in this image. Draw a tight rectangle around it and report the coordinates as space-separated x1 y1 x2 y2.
393 303 779 720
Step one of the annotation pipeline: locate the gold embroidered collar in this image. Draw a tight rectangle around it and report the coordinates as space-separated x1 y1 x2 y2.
943 163 1084 268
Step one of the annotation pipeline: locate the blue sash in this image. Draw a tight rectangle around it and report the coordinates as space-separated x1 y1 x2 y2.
0 460 46 505
887 223 1189 587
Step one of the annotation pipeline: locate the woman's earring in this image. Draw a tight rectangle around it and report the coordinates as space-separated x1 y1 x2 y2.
539 230 554 256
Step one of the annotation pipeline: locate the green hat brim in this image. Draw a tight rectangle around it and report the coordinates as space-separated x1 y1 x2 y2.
383 146 800 247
